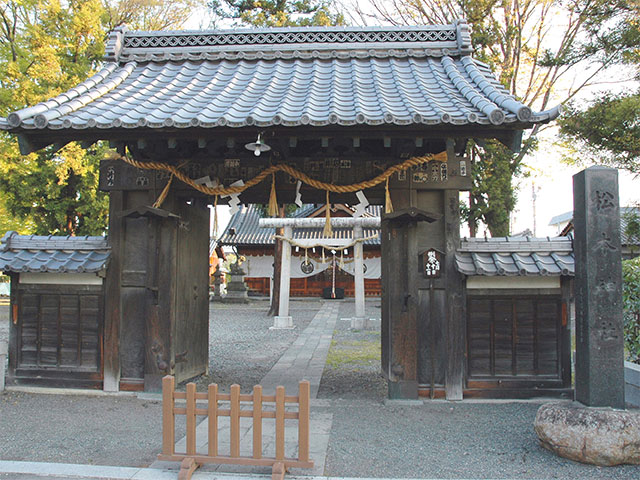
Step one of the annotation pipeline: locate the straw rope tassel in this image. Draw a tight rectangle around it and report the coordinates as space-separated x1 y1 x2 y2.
385 177 394 214
213 195 219 238
305 248 308 264
152 175 174 209
340 249 344 268
323 190 333 237
322 248 325 264
268 173 278 217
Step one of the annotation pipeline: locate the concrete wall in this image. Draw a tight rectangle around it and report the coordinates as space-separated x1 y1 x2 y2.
625 361 640 408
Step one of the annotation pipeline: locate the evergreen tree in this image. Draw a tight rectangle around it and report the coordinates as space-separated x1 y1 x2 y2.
0 0 108 235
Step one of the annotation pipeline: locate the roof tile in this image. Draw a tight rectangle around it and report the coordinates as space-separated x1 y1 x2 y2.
3 23 559 134
0 231 110 274
456 236 575 276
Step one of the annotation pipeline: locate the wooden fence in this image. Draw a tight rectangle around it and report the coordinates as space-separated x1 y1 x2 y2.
158 375 313 480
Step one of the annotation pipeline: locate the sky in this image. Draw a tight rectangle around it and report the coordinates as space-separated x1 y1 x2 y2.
192 4 639 239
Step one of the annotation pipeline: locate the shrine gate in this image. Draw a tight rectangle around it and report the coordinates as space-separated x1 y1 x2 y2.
4 21 621 405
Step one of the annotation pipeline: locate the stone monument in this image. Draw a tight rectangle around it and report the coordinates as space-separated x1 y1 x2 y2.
210 264 225 302
534 167 634 466
573 166 625 408
222 258 249 304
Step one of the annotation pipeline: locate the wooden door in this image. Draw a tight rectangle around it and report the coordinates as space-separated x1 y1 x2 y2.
13 285 103 386
466 296 565 385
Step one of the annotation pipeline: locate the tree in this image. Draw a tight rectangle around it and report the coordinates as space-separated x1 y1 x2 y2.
0 0 108 235
0 0 199 236
356 0 632 236
559 92 640 173
558 2 640 173
210 0 345 27
103 0 203 31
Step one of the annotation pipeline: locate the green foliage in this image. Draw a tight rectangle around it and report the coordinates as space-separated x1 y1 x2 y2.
210 0 345 26
0 0 196 236
625 208 640 242
465 136 537 237
467 141 518 237
254 203 302 217
0 141 109 235
559 92 640 173
0 0 108 235
557 2 639 172
623 257 640 363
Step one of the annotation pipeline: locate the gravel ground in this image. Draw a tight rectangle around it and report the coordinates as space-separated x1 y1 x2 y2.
321 399 640 479
187 298 321 392
0 390 185 467
2 301 640 479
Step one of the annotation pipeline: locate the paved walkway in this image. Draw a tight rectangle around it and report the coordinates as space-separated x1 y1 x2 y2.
155 301 340 476
260 301 339 397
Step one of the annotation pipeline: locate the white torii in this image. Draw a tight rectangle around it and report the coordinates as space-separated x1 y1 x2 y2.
259 217 381 329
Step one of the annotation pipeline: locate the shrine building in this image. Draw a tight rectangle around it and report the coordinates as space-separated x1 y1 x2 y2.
219 204 382 298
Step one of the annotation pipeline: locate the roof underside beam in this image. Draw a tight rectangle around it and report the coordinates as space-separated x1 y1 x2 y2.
12 125 530 156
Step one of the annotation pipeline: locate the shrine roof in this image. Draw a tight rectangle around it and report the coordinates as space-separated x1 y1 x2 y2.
3 21 560 140
220 204 381 247
0 231 110 274
455 236 574 276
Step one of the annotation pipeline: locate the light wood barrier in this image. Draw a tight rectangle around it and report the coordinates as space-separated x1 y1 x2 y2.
158 376 313 480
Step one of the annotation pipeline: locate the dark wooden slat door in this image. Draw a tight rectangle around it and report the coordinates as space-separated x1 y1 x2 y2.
17 288 102 374
467 296 562 381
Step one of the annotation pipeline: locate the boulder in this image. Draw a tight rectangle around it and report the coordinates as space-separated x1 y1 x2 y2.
534 402 640 466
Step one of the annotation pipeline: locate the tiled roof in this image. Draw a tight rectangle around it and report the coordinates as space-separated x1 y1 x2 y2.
548 207 639 246
0 231 110 274
3 21 559 135
455 236 574 276
219 204 381 246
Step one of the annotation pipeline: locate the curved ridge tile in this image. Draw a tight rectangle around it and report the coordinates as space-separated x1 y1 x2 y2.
441 56 504 125
7 64 119 127
461 57 531 122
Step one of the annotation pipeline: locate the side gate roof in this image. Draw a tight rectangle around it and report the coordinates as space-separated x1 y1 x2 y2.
1 20 559 152
0 231 111 274
455 236 575 276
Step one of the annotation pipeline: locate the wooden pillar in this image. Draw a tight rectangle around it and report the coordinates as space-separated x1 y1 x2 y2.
100 159 209 392
382 215 419 399
273 225 293 329
444 188 464 400
103 190 123 392
351 224 367 329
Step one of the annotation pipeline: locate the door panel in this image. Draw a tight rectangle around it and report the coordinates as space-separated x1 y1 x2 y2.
16 288 102 374
467 296 562 381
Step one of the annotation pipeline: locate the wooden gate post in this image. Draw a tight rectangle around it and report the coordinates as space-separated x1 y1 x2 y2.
162 375 175 456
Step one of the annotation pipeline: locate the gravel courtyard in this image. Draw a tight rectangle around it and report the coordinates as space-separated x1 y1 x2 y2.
1 300 639 479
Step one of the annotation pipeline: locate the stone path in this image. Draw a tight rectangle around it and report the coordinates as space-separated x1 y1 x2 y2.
260 301 339 398
159 301 340 476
